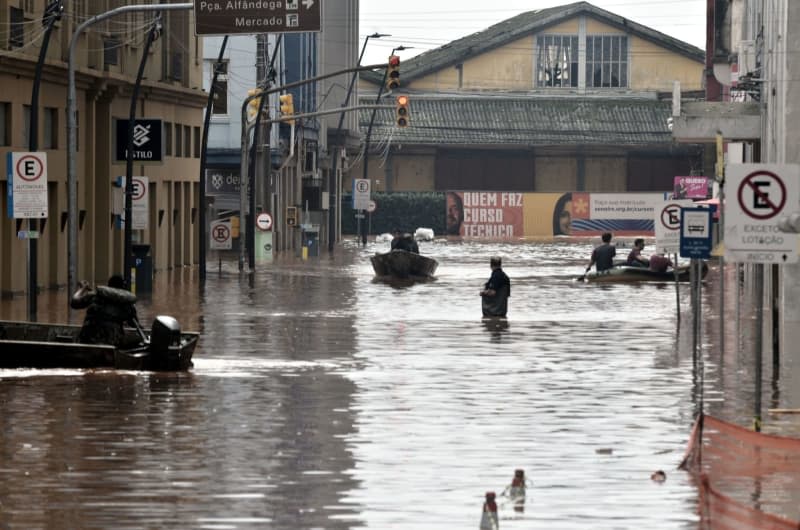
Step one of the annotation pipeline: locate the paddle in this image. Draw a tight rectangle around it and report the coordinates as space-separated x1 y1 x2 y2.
130 314 150 345
577 266 591 282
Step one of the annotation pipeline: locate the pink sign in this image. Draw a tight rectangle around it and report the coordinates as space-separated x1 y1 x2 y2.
672 176 709 199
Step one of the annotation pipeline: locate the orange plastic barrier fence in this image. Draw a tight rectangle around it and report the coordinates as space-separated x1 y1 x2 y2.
681 414 800 529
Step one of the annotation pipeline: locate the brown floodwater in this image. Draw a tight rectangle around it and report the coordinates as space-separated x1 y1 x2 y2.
1 237 798 529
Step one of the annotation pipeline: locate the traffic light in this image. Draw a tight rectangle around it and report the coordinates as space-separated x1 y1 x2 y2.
279 93 295 125
395 95 410 127
386 55 400 90
246 88 262 121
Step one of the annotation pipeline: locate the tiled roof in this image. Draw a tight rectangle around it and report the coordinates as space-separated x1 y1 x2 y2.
358 95 674 146
361 1 704 85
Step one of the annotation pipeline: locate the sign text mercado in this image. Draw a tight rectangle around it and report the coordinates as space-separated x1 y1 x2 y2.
194 0 321 35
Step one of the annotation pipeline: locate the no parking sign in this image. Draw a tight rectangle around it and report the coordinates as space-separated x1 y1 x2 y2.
654 200 694 253
210 219 232 250
724 164 799 263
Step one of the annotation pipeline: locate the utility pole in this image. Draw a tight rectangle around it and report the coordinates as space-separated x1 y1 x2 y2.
26 0 63 321
123 14 162 291
199 36 229 283
327 33 388 252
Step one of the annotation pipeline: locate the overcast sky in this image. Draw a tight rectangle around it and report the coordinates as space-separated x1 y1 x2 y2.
358 0 706 65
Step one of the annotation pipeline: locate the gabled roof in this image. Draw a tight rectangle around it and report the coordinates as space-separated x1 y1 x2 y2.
362 1 704 85
358 95 674 147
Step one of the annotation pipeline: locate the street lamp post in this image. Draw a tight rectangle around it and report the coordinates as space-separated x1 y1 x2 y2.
327 33 388 252
359 45 411 246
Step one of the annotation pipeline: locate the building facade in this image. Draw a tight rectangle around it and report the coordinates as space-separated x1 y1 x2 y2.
203 0 359 258
354 1 706 195
0 0 206 297
672 0 800 360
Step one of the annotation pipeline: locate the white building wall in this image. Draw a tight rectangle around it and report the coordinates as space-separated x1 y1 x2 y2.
202 35 258 151
753 0 800 400
318 0 360 151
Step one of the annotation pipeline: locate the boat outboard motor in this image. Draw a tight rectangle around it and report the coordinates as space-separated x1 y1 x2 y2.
150 315 181 355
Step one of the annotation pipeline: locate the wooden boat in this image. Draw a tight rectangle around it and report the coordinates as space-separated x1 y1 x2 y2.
370 249 438 279
0 316 198 371
585 262 708 283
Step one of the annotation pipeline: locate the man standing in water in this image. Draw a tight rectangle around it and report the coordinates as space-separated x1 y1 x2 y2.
480 256 510 318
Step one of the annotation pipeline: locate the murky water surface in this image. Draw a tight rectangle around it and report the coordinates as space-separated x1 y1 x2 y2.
1 239 797 529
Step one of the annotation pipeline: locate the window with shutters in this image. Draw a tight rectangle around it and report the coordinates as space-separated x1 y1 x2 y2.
183 125 190 158
44 107 58 149
0 103 9 146
175 124 182 157
165 122 172 156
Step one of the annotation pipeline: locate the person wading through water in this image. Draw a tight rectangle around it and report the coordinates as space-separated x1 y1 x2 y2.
480 256 510 318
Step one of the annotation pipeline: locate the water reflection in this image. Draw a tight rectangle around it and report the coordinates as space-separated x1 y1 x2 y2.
0 239 797 528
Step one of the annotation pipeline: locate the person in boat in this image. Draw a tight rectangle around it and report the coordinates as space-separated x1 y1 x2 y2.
480 256 510 318
70 274 139 347
648 252 674 273
626 238 649 268
390 228 402 250
585 232 616 273
392 229 419 254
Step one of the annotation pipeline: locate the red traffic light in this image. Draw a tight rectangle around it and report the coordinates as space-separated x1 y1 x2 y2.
387 55 401 90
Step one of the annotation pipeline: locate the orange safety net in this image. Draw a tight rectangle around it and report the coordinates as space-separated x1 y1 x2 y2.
681 414 800 529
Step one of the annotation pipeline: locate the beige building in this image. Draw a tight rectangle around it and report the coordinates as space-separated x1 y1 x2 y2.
355 1 706 194
0 0 206 297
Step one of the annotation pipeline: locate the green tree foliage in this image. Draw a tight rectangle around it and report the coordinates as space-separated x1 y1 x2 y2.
341 192 445 236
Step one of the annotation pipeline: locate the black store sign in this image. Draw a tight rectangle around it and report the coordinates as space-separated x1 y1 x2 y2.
115 119 163 163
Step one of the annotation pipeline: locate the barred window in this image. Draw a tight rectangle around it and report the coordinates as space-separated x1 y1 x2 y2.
537 35 579 88
586 35 628 88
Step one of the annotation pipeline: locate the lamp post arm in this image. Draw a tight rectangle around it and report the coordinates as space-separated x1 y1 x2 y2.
66 2 192 304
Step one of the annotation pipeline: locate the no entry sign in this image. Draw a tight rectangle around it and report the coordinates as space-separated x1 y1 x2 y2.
725 164 799 264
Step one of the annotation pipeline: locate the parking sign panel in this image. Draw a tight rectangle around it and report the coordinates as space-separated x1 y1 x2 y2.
725 164 799 264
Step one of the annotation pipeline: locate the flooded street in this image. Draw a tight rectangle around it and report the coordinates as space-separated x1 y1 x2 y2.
0 238 796 529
